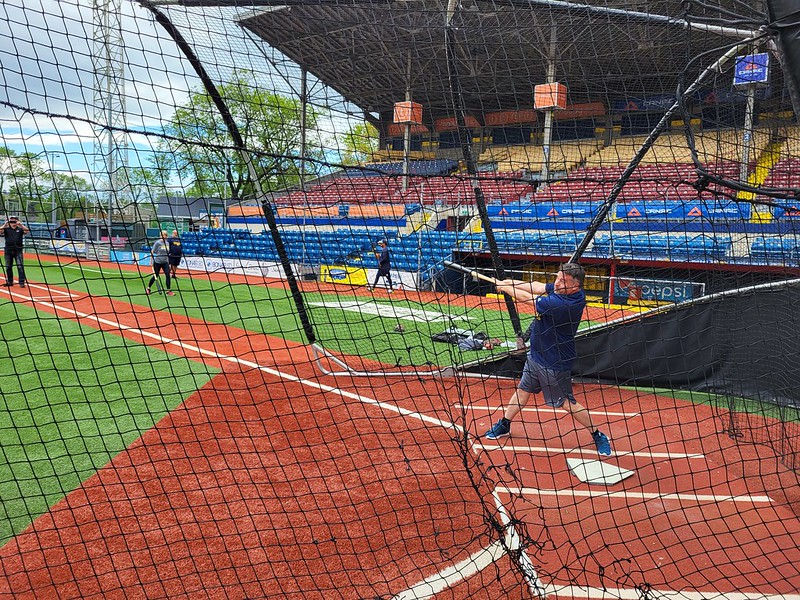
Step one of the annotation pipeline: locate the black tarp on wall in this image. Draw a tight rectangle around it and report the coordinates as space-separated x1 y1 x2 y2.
463 280 800 409
767 0 800 116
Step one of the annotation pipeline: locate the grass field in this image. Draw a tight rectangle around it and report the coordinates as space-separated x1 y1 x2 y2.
3 257 800 598
12 259 533 365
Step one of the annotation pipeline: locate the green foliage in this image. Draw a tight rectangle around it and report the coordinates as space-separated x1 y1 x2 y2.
45 171 94 222
0 147 93 222
341 122 380 165
159 70 326 200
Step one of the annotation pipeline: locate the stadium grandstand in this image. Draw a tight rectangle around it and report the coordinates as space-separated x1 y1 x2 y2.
1 0 799 598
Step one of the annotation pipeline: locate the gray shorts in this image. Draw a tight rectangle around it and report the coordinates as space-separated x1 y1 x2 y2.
518 355 576 408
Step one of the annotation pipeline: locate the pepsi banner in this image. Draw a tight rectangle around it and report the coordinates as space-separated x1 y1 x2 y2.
613 276 704 304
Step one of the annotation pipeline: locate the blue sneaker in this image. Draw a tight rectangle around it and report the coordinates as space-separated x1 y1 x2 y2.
592 430 612 456
485 419 511 440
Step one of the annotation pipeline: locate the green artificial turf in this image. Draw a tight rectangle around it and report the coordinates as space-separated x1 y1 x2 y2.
24 259 530 367
624 386 800 423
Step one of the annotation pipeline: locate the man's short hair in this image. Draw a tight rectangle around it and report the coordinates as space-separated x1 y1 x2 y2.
560 262 585 286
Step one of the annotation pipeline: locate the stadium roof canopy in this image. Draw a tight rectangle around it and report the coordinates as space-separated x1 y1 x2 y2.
178 1 770 125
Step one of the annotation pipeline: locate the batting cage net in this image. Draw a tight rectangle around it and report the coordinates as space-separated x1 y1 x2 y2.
0 0 799 598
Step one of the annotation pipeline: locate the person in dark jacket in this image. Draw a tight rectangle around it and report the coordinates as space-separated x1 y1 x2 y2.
146 230 174 296
167 229 183 279
371 239 393 293
1 216 29 288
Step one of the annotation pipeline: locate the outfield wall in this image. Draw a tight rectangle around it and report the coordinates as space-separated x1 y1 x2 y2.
110 251 419 290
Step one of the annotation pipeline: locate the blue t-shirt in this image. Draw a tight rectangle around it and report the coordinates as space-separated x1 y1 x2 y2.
529 282 586 372
377 247 390 267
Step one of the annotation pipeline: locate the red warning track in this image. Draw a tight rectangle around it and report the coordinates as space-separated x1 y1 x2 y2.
0 271 798 598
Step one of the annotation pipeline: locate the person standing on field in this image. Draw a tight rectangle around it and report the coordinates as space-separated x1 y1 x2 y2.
371 239 394 293
483 262 612 456
167 229 183 279
1 216 29 288
146 230 174 296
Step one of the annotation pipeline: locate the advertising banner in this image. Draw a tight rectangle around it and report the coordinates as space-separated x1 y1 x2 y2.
612 95 676 113
386 122 428 136
484 109 538 126
772 204 800 219
554 101 605 120
613 277 704 303
182 256 286 278
319 265 368 286
616 200 750 220
434 115 481 131
733 53 770 86
111 250 151 265
701 86 771 104
488 202 599 220
50 240 87 256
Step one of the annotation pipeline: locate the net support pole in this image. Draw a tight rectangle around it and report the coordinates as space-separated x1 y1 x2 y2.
402 56 412 193
569 35 765 263
540 26 558 184
740 83 757 185
444 2 522 335
300 68 308 191
141 0 317 344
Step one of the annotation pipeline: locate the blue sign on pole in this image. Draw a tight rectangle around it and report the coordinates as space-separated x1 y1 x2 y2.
733 53 769 86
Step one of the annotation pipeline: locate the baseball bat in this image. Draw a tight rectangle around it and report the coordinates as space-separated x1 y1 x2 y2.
443 260 501 285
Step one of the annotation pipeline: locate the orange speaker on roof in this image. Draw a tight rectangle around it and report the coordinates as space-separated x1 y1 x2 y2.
393 101 423 124
534 82 568 110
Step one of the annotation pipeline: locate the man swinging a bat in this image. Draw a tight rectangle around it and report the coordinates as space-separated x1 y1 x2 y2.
482 262 612 456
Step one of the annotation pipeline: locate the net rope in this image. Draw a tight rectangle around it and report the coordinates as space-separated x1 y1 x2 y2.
0 1 798 598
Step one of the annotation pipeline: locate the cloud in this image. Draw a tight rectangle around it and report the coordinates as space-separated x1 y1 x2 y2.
0 0 198 176
0 0 362 183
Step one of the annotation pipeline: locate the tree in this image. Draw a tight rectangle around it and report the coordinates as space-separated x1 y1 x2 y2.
160 71 325 201
340 122 380 165
0 147 19 215
45 172 94 222
0 146 93 223
120 157 174 225
4 151 50 220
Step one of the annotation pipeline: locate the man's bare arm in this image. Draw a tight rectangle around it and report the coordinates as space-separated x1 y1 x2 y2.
495 279 547 303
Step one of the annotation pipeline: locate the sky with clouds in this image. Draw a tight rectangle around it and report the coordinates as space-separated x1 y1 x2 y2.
0 0 360 189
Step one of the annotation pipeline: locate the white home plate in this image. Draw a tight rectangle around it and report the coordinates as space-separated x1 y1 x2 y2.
567 458 635 486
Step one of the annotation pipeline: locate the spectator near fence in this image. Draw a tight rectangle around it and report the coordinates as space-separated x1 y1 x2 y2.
1 216 29 288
